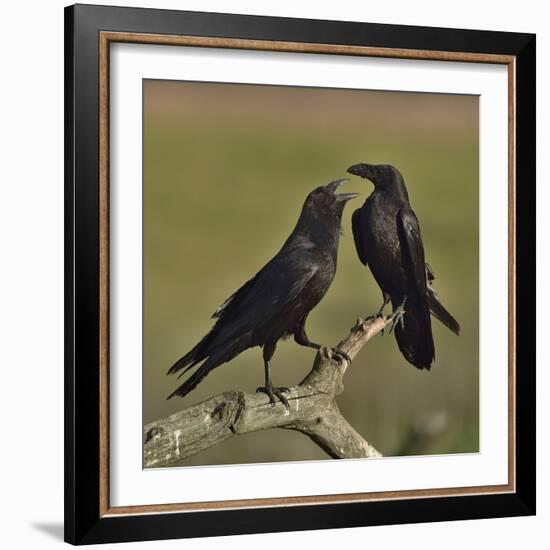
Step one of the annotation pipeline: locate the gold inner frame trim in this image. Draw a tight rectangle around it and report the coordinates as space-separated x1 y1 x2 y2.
98 31 516 517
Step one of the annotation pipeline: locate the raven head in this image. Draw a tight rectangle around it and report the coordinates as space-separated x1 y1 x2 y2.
304 178 359 218
347 163 405 191
297 179 358 243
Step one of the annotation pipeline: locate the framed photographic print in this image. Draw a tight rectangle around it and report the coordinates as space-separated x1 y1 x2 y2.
64 3 536 545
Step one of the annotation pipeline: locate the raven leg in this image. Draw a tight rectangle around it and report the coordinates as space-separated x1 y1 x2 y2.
293 317 351 364
377 291 391 316
389 296 407 334
256 341 290 409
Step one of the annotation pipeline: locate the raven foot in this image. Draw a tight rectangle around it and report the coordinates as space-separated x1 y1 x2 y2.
389 299 407 334
332 348 352 365
256 385 290 409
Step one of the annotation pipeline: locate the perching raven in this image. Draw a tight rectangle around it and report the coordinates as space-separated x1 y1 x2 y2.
167 178 359 405
347 163 460 370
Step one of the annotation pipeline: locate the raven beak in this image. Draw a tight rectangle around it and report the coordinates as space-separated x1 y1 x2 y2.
325 178 349 193
334 191 360 202
347 163 376 181
325 178 359 202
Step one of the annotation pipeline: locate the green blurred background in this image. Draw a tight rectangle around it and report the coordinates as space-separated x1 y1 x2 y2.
143 80 479 467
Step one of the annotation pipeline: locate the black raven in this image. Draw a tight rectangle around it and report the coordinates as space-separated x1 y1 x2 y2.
347 163 460 370
167 178 359 405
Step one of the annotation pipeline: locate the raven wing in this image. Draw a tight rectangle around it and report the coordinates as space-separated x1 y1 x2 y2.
166 257 319 399
210 255 319 345
351 207 368 265
397 208 428 297
211 272 259 319
168 252 319 377
395 207 434 369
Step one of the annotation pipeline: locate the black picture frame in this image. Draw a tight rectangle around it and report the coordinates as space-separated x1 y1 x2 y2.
65 3 536 545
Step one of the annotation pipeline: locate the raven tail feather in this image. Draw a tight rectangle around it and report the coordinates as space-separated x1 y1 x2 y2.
428 289 460 335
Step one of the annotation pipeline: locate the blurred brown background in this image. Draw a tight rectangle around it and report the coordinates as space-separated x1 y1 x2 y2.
143 80 479 467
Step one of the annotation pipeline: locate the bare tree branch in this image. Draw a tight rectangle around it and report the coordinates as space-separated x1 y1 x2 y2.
144 314 394 468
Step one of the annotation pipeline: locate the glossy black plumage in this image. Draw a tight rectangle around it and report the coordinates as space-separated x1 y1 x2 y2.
167 179 358 402
348 163 460 370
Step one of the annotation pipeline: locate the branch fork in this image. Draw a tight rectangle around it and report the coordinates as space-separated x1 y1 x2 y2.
144 314 395 468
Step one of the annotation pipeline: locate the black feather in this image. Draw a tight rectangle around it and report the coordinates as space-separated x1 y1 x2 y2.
428 288 461 335
348 163 458 370
167 179 357 399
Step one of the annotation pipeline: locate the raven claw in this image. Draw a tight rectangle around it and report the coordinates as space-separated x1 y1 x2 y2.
256 385 290 409
389 300 407 334
332 348 352 365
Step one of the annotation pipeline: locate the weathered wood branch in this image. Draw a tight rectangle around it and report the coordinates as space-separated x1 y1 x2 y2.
144 314 395 468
